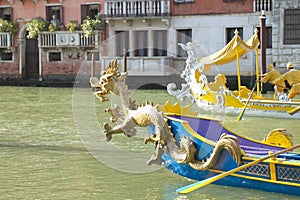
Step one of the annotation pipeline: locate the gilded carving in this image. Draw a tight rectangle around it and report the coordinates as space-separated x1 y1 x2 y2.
90 59 243 169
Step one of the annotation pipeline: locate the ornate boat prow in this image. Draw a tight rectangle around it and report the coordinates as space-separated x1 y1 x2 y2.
168 31 300 119
90 59 300 197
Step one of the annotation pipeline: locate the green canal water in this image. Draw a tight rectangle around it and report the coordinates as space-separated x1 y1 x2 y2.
1 86 300 200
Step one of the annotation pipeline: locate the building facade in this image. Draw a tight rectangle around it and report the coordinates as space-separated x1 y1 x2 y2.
102 0 269 88
0 0 299 87
272 0 300 72
0 0 104 85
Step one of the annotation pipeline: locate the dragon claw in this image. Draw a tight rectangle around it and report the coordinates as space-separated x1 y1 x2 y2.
105 133 112 142
103 122 111 131
144 134 158 145
103 123 113 141
110 117 116 123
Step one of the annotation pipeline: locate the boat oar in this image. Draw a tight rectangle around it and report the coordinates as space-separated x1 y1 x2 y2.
288 105 300 115
176 143 300 194
235 81 258 122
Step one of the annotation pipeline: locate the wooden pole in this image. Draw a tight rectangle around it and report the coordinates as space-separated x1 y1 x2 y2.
255 28 260 97
91 53 94 77
235 80 258 122
123 49 127 73
260 11 266 93
234 29 241 95
236 46 241 95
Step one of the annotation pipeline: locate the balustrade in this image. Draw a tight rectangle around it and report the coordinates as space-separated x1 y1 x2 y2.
254 0 272 12
104 0 170 18
39 31 100 48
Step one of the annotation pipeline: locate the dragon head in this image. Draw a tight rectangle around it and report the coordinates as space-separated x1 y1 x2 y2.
90 59 126 102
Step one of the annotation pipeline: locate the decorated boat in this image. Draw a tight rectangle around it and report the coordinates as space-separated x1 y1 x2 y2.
164 115 300 196
89 59 300 196
159 107 293 152
167 30 300 119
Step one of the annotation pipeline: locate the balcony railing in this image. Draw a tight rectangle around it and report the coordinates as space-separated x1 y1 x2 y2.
39 31 100 48
104 0 170 18
0 33 12 48
100 56 178 76
254 0 272 12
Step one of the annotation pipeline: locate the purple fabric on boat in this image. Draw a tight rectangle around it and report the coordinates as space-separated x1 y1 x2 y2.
169 115 283 155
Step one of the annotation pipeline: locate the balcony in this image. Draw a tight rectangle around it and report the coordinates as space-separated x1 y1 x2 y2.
104 0 170 19
38 31 100 48
99 56 184 77
0 33 13 48
253 0 272 12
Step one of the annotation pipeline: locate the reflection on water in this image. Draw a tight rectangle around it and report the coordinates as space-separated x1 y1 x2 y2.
0 86 300 199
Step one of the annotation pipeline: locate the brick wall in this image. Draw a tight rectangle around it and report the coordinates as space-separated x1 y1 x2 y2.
171 0 252 16
0 40 19 79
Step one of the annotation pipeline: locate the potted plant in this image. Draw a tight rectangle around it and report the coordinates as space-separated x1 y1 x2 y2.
93 13 103 30
26 17 47 39
48 22 60 32
81 13 102 37
0 19 19 35
66 20 79 33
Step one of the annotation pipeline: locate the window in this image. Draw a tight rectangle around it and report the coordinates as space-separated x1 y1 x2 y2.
153 30 167 56
87 51 100 61
256 27 272 48
177 29 192 57
226 27 243 44
134 31 148 57
0 50 13 61
49 52 61 61
0 7 12 21
115 31 129 57
174 0 194 3
46 5 63 24
284 9 300 44
81 4 100 23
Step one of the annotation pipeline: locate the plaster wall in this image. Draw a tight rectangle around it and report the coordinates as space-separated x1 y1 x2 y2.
5 0 104 24
170 12 273 76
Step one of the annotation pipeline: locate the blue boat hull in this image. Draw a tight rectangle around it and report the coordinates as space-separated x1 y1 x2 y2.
163 153 300 196
160 117 300 196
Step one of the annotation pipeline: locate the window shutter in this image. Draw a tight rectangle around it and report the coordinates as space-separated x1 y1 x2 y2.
9 7 12 21
81 5 88 23
59 5 63 23
46 6 51 21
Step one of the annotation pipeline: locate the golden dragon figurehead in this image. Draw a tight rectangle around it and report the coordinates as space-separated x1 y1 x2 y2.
90 59 127 102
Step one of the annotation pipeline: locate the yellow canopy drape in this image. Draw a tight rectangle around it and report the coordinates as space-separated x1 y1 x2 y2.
196 31 260 96
197 32 259 66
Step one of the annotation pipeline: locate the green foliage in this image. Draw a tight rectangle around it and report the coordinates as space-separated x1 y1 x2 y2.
0 19 19 35
81 13 102 37
93 13 103 30
66 20 79 32
48 21 60 32
26 17 47 39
